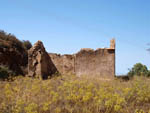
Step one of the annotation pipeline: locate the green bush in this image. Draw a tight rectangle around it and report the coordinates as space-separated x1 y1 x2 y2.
0 30 32 51
0 30 25 52
0 65 15 80
128 63 149 77
147 71 150 77
0 30 28 75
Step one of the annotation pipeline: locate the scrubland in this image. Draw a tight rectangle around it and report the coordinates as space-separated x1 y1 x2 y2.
0 75 150 113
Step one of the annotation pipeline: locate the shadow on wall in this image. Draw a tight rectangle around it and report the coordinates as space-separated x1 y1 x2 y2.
28 41 58 79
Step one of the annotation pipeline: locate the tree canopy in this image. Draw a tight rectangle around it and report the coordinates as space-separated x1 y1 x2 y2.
128 63 150 77
0 30 32 51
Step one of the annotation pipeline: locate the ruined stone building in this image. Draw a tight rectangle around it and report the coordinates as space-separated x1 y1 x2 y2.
28 39 115 79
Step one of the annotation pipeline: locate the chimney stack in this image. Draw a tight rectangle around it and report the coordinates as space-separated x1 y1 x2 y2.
110 38 115 49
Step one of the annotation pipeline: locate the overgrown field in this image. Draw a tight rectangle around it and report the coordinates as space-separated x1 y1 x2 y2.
0 75 150 113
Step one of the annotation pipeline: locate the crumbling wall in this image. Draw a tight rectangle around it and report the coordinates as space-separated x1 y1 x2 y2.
28 39 115 79
49 53 75 75
28 41 57 79
49 39 115 77
75 48 115 77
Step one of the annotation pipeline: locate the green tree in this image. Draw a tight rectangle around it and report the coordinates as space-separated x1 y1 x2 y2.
128 63 149 77
22 40 32 50
0 30 25 52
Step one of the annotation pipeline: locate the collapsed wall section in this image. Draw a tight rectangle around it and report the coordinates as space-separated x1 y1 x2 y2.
49 53 75 75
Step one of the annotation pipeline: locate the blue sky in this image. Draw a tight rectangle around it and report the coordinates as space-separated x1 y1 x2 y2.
0 0 150 74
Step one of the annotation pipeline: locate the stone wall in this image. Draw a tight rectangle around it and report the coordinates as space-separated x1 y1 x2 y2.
49 54 75 75
75 48 115 77
49 39 115 77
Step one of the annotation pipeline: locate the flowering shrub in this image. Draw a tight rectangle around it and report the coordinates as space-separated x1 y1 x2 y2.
0 75 150 113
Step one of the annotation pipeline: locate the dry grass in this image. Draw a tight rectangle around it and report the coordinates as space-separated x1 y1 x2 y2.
0 75 150 113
